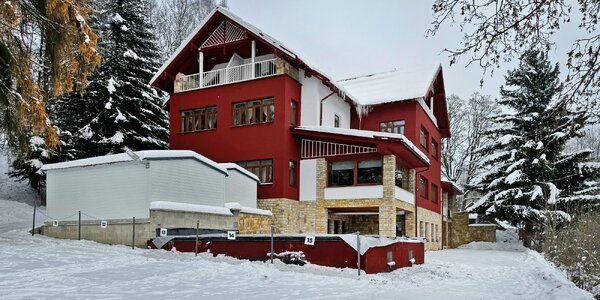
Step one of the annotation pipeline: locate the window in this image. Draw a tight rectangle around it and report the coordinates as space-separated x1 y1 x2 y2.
380 120 405 135
420 127 429 149
237 159 273 183
419 176 429 199
425 222 430 242
419 221 424 237
357 160 383 184
328 160 383 187
468 213 478 225
180 106 217 133
431 183 438 203
431 140 438 159
233 97 274 126
290 101 298 126
334 114 340 128
289 161 296 186
431 223 435 242
435 224 439 242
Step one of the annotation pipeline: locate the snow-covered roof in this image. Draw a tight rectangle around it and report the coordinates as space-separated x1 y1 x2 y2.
150 7 356 103
41 150 228 174
337 64 442 106
294 125 430 164
441 177 464 195
224 202 272 216
150 201 233 216
220 163 260 182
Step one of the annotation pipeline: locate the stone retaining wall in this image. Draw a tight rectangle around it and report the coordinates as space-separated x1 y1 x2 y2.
448 212 496 248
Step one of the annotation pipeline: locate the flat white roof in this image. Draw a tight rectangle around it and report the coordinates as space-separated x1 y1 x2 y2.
41 150 228 174
295 126 430 165
337 64 441 106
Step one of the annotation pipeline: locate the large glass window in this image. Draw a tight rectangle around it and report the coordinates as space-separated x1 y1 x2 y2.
233 97 274 126
380 120 405 135
357 160 383 184
180 106 217 133
328 159 383 187
237 159 273 183
328 161 354 187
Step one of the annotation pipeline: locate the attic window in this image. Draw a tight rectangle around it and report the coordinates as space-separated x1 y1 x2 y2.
334 114 340 128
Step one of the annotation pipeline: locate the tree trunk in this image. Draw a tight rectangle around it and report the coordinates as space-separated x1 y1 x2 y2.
523 222 534 248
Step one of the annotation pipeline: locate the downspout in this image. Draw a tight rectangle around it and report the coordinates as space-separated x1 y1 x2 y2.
319 92 336 126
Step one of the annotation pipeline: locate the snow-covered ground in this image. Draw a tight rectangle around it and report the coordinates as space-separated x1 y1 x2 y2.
0 152 593 299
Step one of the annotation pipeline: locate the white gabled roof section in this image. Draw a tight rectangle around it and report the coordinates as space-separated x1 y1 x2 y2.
295 125 430 165
337 64 442 106
41 150 228 175
220 163 260 182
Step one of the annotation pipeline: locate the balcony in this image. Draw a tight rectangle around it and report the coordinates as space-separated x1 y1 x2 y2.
174 58 292 93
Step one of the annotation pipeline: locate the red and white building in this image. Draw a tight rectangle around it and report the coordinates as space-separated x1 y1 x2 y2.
151 7 457 250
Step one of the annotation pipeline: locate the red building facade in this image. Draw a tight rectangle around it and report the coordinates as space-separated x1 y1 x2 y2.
152 7 453 250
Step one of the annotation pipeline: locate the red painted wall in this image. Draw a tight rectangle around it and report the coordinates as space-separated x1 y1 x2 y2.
350 101 442 214
151 237 425 273
169 75 301 200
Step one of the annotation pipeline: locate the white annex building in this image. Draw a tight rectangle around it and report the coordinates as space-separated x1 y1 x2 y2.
41 150 260 221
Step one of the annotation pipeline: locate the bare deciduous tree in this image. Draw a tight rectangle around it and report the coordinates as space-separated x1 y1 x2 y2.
428 0 600 120
150 0 226 59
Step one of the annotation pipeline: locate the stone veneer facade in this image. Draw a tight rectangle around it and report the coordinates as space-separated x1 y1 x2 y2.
257 154 444 250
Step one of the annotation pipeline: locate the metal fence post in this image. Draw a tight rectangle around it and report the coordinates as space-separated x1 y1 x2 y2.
132 217 136 250
31 204 36 236
357 231 361 277
195 219 199 256
78 211 81 240
270 224 275 264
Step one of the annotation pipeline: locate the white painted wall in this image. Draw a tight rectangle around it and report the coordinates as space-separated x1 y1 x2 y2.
324 185 384 200
299 159 317 201
46 162 149 221
394 186 415 205
149 159 226 207
45 158 242 221
224 169 257 208
322 95 351 128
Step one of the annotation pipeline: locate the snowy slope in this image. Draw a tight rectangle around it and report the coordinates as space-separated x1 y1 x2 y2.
0 199 592 300
0 152 38 205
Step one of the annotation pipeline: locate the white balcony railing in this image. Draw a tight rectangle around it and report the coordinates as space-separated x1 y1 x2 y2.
174 58 278 93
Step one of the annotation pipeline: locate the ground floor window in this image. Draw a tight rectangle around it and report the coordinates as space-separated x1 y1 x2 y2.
328 159 383 187
237 159 273 183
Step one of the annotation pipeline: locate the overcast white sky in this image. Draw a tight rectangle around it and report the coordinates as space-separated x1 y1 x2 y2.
227 0 578 101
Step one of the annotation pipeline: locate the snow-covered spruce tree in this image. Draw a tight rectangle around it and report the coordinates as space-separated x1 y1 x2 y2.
72 0 168 157
467 49 600 248
12 0 169 187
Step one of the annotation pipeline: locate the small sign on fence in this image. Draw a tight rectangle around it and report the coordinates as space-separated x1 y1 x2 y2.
100 221 108 229
304 235 315 245
52 220 59 227
160 228 168 237
227 231 236 240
